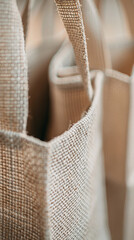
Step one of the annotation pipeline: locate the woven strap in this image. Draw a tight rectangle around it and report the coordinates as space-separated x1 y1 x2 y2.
0 0 28 132
55 0 93 102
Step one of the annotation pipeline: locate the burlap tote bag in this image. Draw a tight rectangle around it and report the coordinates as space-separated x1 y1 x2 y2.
0 0 110 239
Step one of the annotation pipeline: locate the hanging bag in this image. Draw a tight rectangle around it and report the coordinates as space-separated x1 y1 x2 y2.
0 0 110 239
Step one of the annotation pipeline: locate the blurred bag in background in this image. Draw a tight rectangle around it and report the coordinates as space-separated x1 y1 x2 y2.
94 1 134 239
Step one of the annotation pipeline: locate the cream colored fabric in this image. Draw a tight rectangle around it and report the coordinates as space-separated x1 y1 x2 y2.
0 0 28 132
103 70 130 240
0 74 110 239
92 1 134 239
0 0 110 239
102 68 134 240
47 68 110 240
123 70 134 240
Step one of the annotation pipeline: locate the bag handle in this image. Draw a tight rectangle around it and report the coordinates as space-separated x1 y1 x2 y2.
0 0 28 133
55 0 93 102
0 0 107 132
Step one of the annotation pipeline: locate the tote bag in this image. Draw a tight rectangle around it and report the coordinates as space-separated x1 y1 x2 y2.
0 0 110 239
97 3 134 240
90 2 134 239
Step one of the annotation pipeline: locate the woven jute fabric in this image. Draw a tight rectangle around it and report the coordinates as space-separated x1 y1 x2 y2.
55 0 93 100
0 73 110 239
46 0 112 140
0 0 28 133
0 0 110 239
46 43 90 140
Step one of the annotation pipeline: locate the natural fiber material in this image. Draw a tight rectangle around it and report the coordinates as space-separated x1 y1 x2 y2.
46 43 90 140
124 71 134 240
47 73 110 240
0 73 109 239
0 0 28 132
103 67 134 240
55 0 93 101
0 0 110 239
0 132 48 239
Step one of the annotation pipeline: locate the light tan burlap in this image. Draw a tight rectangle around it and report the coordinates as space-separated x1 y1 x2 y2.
46 0 112 140
18 1 134 239
0 0 110 239
0 0 28 133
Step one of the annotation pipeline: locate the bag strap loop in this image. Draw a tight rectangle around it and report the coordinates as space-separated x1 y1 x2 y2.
55 0 93 102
